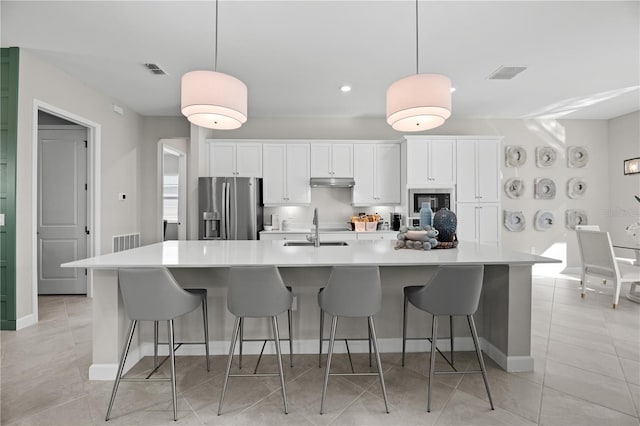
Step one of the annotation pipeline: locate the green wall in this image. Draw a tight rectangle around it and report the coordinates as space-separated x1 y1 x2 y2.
1 47 18 330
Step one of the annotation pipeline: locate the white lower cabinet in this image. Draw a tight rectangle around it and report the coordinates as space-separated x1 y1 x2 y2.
259 232 396 241
356 232 398 241
259 233 309 241
456 204 500 244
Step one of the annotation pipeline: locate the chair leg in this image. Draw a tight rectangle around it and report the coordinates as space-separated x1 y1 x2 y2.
238 317 244 369
613 279 621 309
106 320 137 421
580 274 586 298
218 317 241 416
368 316 389 413
168 320 178 421
201 294 210 371
450 315 454 367
320 315 338 414
368 319 372 368
402 294 408 367
153 320 159 369
319 309 324 368
287 308 294 368
271 316 288 414
427 315 438 413
468 315 494 410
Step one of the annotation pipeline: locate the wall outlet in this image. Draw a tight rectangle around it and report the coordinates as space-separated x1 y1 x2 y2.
292 296 298 311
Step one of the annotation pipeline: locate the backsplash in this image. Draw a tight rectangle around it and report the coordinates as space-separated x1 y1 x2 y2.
264 187 401 230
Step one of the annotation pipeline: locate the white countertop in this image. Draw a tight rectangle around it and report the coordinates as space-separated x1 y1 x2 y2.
63 240 558 269
260 229 397 234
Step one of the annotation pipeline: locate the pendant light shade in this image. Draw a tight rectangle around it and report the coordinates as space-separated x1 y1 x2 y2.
386 73 451 132
181 70 247 130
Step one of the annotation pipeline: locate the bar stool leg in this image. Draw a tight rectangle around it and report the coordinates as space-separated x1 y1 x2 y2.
427 315 438 413
402 295 408 367
201 295 210 371
106 320 137 421
287 308 294 368
318 309 324 368
153 320 159 369
238 317 244 369
368 316 389 413
218 317 241 416
450 315 454 367
271 316 288 414
320 315 338 414
168 320 178 421
468 315 494 410
368 320 372 368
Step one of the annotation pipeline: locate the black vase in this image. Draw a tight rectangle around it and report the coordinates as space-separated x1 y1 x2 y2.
433 208 457 242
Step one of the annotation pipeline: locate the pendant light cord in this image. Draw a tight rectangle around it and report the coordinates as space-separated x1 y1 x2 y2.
214 0 219 71
415 0 419 75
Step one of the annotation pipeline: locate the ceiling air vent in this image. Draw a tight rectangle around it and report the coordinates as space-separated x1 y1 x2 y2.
144 63 167 75
487 66 527 80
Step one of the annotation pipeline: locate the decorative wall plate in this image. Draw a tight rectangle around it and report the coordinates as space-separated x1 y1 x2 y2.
534 178 556 199
567 178 587 199
567 146 588 168
504 210 525 232
566 210 588 230
536 146 557 168
534 210 555 231
504 178 525 199
505 146 527 167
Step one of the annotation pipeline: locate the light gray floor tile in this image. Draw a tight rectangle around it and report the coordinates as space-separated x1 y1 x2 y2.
614 338 640 362
434 389 536 426
548 321 616 355
539 387 639 426
547 340 626 380
629 383 640 418
331 390 435 426
544 359 637 416
6 396 94 426
620 357 640 386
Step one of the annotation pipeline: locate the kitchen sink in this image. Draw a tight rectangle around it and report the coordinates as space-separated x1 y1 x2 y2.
283 241 349 247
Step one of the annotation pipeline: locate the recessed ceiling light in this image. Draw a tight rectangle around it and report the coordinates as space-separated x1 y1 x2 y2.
451 87 456 93
340 85 352 93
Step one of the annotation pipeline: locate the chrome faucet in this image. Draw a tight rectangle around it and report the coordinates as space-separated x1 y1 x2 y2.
307 208 320 247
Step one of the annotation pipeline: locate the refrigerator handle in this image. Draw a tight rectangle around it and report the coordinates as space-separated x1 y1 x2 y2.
225 181 232 240
221 181 227 240
233 177 238 240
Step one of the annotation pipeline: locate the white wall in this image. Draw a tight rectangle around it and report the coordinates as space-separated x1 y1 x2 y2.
608 111 640 259
16 50 143 320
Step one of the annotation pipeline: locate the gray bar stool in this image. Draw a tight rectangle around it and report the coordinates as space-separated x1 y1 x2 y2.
218 266 293 415
318 266 389 415
106 268 203 421
401 265 494 412
152 287 210 373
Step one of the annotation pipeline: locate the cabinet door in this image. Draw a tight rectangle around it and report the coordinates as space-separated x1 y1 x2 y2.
477 204 499 244
310 144 332 177
376 144 400 204
456 140 478 202
357 232 398 240
235 143 262 177
406 141 431 186
262 144 286 204
455 204 477 242
476 139 500 202
352 144 376 205
209 143 235 177
429 140 456 185
285 144 311 204
331 144 353 177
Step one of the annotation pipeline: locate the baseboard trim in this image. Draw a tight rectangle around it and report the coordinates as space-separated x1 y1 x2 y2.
16 314 36 330
482 339 534 372
88 344 144 381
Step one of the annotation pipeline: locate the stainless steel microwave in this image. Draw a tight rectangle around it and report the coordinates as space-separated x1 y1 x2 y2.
409 189 452 216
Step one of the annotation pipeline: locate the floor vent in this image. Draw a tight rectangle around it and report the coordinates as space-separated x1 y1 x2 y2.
112 233 140 253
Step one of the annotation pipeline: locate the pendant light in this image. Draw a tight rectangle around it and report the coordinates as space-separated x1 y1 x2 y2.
181 0 247 130
386 0 451 132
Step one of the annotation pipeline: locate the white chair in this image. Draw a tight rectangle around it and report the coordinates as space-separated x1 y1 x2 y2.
576 229 640 308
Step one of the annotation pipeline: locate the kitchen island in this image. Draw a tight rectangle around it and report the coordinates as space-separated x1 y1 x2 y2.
63 240 558 380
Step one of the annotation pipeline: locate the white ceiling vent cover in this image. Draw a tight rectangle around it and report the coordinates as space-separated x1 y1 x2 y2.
144 63 167 75
488 66 527 80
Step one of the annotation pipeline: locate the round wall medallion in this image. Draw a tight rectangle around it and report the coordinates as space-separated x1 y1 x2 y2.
504 210 525 232
567 146 588 168
567 178 587 199
534 210 555 231
566 210 588 230
536 146 557 168
534 178 556 199
505 146 527 167
504 177 525 199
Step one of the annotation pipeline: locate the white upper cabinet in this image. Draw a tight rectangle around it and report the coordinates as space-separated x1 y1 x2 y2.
310 143 353 178
456 139 500 203
208 141 262 177
263 143 310 205
353 143 400 205
405 138 456 187
456 203 500 244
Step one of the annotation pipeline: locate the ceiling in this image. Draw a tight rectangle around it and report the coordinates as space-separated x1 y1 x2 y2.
2 1 639 121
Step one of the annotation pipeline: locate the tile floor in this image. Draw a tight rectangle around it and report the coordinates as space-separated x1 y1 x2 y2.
1 274 639 425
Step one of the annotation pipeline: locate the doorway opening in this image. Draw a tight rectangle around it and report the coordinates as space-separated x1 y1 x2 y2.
159 140 187 241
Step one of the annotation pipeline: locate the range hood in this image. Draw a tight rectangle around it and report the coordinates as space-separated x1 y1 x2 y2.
310 177 355 188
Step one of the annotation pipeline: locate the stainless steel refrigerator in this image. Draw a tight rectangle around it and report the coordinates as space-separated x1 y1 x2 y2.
198 177 263 240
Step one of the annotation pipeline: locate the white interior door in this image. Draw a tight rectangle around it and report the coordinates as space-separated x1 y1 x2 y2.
161 143 187 241
38 127 87 294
